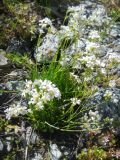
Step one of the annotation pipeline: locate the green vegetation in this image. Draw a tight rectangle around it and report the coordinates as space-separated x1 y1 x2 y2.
0 116 8 132
101 0 120 20
77 146 107 160
4 50 110 133
6 54 86 132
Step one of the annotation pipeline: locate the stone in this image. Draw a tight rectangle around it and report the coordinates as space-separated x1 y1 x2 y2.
35 33 60 63
50 143 62 160
30 132 39 145
113 39 120 52
31 153 42 160
95 45 107 57
25 127 32 145
0 50 9 69
6 141 12 152
6 69 27 81
0 84 5 96
109 24 120 37
65 39 86 55
89 88 120 124
0 83 10 106
0 140 3 151
5 81 23 90
116 78 120 88
6 38 31 55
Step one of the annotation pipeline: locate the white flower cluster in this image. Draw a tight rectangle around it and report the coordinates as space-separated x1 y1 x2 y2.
103 90 119 104
60 56 71 66
104 90 113 99
107 52 120 63
68 4 87 24
70 98 81 105
68 5 86 13
59 3 119 74
86 42 100 52
88 30 100 40
109 80 116 88
70 72 81 83
75 53 106 71
38 17 52 34
4 102 28 120
4 79 61 119
22 79 61 110
59 26 74 39
81 110 102 132
89 6 110 26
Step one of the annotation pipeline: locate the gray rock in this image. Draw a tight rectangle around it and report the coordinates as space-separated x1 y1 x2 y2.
0 50 9 69
50 143 62 160
26 127 32 145
0 84 5 96
30 132 39 145
5 81 23 90
65 39 86 55
109 24 120 37
6 141 12 152
0 140 3 151
35 33 60 63
113 39 120 52
6 69 27 81
89 88 120 124
6 38 30 55
0 84 10 106
95 45 107 57
31 153 42 160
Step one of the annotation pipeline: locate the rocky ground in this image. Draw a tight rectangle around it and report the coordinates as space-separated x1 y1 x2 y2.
0 0 120 159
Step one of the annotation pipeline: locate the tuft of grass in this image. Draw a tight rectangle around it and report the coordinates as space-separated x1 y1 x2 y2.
27 58 81 132
5 53 93 132
5 52 107 133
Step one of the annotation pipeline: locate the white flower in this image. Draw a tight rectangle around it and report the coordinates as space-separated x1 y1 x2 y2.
38 17 53 34
68 5 85 13
84 76 93 82
100 62 106 68
70 98 81 105
36 101 44 110
4 102 28 120
60 26 74 38
101 68 106 75
21 79 61 110
86 42 100 52
80 54 97 69
88 110 101 121
70 72 81 83
39 17 52 28
109 80 116 88
104 90 113 98
112 98 119 104
89 30 100 40
89 6 107 26
60 57 71 66
111 94 119 104
108 52 120 63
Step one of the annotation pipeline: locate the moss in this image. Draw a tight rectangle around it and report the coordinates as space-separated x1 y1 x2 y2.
2 0 37 40
0 116 8 132
77 146 107 160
